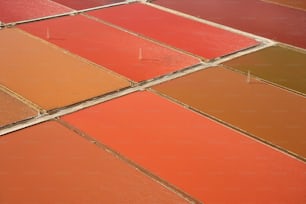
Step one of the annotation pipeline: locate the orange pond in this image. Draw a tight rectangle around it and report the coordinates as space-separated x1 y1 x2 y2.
0 121 189 203
153 67 306 158
62 91 306 204
0 90 37 128
0 28 130 111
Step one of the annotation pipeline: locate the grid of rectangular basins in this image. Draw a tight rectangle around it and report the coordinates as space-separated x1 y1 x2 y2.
1 1 305 203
